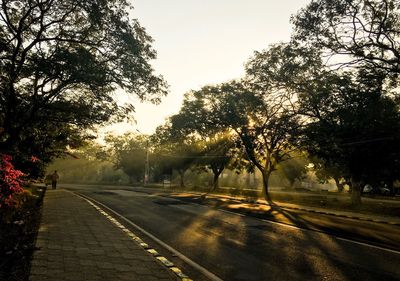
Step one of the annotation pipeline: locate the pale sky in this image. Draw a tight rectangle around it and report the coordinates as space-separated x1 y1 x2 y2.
111 0 311 135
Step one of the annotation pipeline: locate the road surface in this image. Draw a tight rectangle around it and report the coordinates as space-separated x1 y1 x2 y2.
61 184 400 281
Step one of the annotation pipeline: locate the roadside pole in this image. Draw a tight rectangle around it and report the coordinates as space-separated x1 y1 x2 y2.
144 140 149 186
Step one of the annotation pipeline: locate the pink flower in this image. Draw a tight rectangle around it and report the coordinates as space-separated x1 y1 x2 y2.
0 154 24 208
30 156 40 163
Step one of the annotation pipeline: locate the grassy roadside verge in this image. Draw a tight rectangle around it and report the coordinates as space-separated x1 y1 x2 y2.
0 185 46 281
143 184 400 217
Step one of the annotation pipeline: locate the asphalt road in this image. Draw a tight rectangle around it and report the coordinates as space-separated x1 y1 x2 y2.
61 184 400 281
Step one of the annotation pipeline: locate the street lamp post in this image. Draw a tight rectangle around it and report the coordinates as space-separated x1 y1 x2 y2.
144 140 149 186
137 129 149 186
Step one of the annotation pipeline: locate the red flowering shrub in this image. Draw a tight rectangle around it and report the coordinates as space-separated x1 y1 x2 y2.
30 156 40 163
0 154 25 208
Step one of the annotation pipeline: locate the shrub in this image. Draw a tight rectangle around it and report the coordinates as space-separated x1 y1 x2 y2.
0 154 24 208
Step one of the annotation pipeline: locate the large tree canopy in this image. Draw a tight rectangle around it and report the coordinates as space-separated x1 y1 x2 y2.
293 0 400 76
105 133 148 183
151 122 201 188
169 90 239 191
0 0 167 163
299 69 400 204
292 0 400 204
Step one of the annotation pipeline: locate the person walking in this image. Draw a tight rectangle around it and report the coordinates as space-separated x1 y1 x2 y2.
51 170 59 190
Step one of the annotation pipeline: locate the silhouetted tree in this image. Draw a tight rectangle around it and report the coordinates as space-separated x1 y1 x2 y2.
0 0 167 173
203 81 300 201
276 153 308 189
293 0 400 77
169 91 239 191
105 133 148 183
299 70 400 204
311 158 348 192
151 122 200 188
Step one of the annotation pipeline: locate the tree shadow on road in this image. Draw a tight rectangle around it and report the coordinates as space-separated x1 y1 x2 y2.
167 193 400 281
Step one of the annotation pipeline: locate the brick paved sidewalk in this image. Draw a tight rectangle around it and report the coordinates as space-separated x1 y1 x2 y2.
30 190 177 281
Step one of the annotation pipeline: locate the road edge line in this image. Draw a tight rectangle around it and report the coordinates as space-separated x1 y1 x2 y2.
75 192 224 281
217 206 400 255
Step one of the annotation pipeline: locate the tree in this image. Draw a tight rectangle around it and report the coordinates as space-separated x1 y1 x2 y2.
169 91 238 191
12 123 90 178
203 81 300 201
151 122 200 188
276 153 308 189
184 44 320 200
292 1 400 202
228 43 313 200
0 0 167 172
105 133 148 183
311 158 348 192
197 135 237 191
292 0 400 77
299 70 400 204
47 140 129 184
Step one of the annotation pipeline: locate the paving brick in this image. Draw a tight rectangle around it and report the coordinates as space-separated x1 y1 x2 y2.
29 190 177 281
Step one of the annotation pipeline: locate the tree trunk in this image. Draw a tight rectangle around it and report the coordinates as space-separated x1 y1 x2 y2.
387 180 394 196
261 169 272 202
210 168 223 192
178 170 185 188
333 177 344 192
346 177 352 193
351 177 362 205
211 173 219 192
289 178 296 189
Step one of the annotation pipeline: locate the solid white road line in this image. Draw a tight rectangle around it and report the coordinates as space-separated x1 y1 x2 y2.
217 206 400 255
77 192 224 281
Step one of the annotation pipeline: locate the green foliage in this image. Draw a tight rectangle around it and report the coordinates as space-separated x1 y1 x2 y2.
299 69 400 203
245 43 324 92
200 44 311 199
151 43 317 198
276 153 308 188
309 155 348 192
169 90 242 190
105 133 148 183
0 185 44 281
293 0 400 78
187 80 299 200
292 0 400 203
0 0 167 176
151 122 203 187
47 141 129 184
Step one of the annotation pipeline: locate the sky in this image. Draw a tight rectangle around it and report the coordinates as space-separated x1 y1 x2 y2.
112 0 311 135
